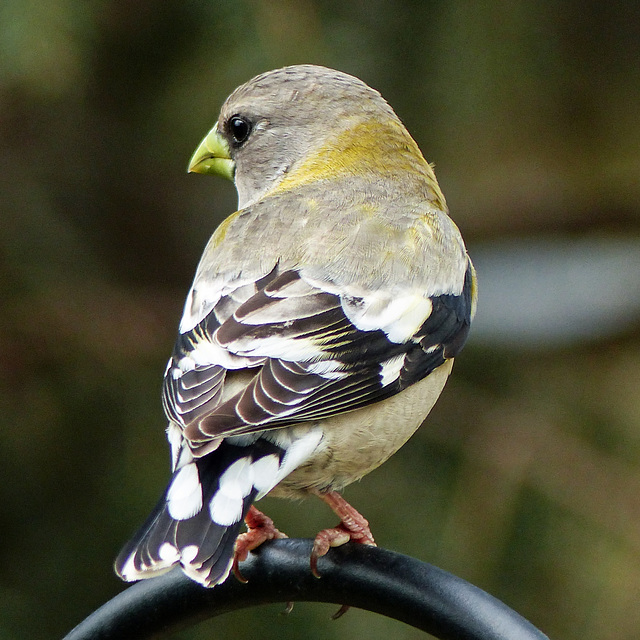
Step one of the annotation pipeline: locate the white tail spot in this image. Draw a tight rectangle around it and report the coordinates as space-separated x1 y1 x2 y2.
167 463 203 520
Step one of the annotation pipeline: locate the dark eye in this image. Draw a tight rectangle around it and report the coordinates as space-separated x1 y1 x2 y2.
229 116 251 145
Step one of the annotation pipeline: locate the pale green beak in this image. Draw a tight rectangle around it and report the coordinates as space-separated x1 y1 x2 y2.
188 127 235 180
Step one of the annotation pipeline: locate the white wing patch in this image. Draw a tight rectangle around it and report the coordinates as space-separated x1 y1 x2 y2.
305 360 347 379
264 427 324 481
226 332 326 361
379 354 407 387
179 283 220 334
179 275 263 334
180 341 254 371
167 422 185 471
209 457 254 526
181 545 200 563
342 292 433 343
251 454 281 496
158 542 180 563
167 463 203 520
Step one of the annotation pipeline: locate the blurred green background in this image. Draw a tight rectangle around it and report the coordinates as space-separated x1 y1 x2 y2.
2 1 640 639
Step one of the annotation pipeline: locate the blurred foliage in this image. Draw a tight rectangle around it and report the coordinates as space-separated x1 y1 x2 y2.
1 1 639 639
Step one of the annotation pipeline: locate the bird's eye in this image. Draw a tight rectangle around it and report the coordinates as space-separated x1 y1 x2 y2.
229 116 251 145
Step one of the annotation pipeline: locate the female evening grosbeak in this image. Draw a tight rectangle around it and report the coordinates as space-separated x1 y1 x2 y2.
116 65 476 588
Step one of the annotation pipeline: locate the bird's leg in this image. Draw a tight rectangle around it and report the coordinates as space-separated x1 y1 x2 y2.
309 489 376 578
233 505 288 582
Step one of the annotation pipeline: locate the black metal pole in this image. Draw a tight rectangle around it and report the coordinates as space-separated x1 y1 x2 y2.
63 539 549 640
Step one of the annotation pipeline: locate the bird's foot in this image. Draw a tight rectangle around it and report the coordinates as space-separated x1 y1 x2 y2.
233 505 288 583
309 489 376 578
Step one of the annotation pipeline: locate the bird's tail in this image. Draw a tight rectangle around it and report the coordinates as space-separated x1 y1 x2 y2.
115 438 280 587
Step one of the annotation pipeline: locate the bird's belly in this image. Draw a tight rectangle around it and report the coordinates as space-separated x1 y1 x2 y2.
268 359 453 498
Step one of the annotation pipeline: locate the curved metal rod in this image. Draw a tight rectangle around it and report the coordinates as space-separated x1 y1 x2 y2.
63 539 549 640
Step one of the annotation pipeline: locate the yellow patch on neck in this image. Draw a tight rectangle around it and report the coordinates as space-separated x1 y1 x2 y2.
270 118 446 209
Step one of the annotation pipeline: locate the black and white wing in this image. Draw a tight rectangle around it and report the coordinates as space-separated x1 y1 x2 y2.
166 263 475 443
116 260 475 587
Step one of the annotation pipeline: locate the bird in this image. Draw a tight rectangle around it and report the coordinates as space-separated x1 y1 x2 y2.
115 64 476 588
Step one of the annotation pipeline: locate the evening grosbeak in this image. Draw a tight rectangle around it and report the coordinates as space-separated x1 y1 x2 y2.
115 65 476 588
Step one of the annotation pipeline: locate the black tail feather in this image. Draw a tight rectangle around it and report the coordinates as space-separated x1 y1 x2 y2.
115 438 283 587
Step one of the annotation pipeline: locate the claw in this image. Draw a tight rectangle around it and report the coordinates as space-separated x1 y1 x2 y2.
309 489 376 578
232 554 250 584
232 505 287 583
310 527 351 578
331 604 351 620
281 601 295 616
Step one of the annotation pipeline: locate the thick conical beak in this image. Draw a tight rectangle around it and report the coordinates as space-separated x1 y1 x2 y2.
188 127 235 180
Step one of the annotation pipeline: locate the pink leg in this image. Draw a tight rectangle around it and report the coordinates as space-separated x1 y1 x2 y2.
309 489 376 578
233 505 288 582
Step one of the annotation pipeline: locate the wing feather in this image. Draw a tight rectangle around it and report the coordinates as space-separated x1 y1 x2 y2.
164 263 474 443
